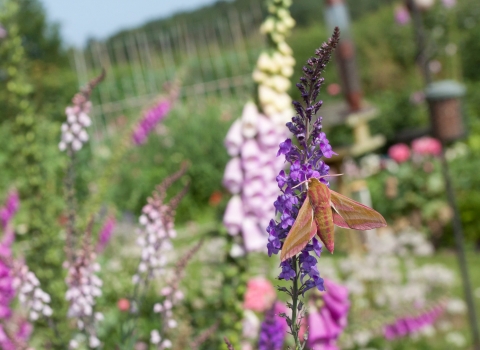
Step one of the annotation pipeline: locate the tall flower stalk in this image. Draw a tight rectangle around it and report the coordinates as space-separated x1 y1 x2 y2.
61 70 105 265
266 28 340 348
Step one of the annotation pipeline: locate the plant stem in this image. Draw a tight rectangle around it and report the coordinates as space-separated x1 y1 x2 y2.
290 256 301 349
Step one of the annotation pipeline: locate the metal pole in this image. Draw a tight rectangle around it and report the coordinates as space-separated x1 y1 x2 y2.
440 147 480 350
405 0 432 84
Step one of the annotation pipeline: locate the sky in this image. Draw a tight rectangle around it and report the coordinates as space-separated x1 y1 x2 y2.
41 0 220 47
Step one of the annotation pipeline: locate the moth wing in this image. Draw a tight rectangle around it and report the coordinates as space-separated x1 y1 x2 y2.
308 178 336 254
329 190 387 230
280 198 316 262
332 209 350 228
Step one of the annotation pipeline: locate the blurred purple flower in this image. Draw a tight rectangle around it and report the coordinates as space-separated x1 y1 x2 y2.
258 302 287 350
96 216 116 253
132 100 171 145
0 190 19 230
224 120 243 157
222 158 243 194
442 0 456 8
0 191 18 322
0 24 6 39
266 32 341 293
0 261 14 319
395 6 411 25
223 196 243 236
384 302 445 339
410 91 426 105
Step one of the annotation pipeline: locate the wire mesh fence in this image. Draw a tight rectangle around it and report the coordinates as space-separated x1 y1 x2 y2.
70 0 266 142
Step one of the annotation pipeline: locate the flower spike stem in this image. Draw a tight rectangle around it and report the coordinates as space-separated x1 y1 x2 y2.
266 27 340 348
290 256 301 349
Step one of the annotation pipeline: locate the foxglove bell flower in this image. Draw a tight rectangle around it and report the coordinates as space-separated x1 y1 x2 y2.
12 262 53 320
59 71 105 153
253 0 296 125
133 189 177 285
222 0 296 255
65 225 103 348
133 164 187 287
223 103 286 253
307 279 350 350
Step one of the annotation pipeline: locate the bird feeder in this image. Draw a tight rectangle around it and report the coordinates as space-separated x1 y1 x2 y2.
425 80 466 143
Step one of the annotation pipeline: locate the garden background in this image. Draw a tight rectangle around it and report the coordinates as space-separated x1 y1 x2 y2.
1 0 480 349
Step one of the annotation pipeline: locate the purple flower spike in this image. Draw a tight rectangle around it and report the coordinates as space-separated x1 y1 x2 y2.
133 100 171 145
266 28 340 291
96 216 116 253
383 301 446 340
0 190 19 230
258 302 287 350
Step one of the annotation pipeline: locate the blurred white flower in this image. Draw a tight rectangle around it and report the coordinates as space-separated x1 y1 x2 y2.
414 0 436 10
446 331 467 348
150 330 161 344
447 298 466 314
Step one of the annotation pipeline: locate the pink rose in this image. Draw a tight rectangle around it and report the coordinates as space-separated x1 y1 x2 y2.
411 136 442 156
243 277 276 312
388 143 410 163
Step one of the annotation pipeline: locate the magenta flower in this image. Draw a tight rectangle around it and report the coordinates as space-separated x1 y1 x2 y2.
411 136 442 156
394 6 411 25
132 100 171 145
307 279 350 349
384 302 445 340
388 143 411 163
96 216 116 253
0 261 14 319
0 190 19 230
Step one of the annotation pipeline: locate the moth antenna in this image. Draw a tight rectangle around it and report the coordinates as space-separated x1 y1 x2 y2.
318 173 343 179
292 179 309 189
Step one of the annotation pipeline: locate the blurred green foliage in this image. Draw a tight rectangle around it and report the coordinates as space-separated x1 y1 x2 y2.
0 0 78 346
